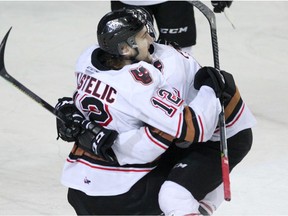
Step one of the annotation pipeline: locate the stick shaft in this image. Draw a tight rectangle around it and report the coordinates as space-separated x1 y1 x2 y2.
189 0 231 201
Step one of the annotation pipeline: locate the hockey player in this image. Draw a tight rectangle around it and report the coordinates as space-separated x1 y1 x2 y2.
56 7 255 215
111 0 233 54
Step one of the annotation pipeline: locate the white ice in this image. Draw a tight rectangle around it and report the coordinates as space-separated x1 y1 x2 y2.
0 1 287 215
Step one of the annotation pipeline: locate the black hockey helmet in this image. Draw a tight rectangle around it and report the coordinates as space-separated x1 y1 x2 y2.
97 7 155 56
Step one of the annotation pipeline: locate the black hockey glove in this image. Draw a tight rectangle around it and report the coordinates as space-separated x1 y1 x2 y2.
55 97 83 142
194 66 236 101
77 120 118 163
211 0 233 13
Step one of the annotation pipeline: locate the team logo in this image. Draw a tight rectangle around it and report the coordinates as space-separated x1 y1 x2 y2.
153 60 164 73
130 66 153 85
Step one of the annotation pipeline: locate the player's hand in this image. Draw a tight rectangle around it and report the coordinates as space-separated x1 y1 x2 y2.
194 67 236 101
55 97 84 142
56 98 119 163
78 120 118 163
211 0 232 13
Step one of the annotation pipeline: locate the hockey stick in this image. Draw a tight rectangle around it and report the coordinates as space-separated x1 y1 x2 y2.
189 1 231 201
0 27 68 123
0 28 104 137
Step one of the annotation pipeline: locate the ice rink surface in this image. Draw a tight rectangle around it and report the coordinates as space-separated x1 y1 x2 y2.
0 1 288 215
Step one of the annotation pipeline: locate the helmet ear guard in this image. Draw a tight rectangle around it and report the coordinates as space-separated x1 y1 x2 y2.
117 41 131 56
97 7 156 56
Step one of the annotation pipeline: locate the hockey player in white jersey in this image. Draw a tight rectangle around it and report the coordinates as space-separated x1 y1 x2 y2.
56 8 256 215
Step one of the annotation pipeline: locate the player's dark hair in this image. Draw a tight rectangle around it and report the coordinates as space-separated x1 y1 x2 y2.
99 51 126 70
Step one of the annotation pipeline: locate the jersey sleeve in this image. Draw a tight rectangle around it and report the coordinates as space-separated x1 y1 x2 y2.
183 86 221 142
112 125 174 165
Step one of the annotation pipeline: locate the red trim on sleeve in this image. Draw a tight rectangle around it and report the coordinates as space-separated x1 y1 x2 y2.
66 158 154 172
214 103 245 133
197 115 204 142
144 127 168 150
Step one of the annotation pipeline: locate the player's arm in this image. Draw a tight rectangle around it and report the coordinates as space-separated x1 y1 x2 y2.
55 97 173 165
112 125 174 165
112 65 233 165
132 65 235 144
177 66 236 143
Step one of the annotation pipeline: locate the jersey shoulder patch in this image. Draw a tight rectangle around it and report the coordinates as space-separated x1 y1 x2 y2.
129 65 153 85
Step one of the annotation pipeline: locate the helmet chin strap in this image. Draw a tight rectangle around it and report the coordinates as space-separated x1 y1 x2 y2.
126 36 140 61
120 47 139 63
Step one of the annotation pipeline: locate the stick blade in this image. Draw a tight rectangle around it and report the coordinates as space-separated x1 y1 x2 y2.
0 27 12 75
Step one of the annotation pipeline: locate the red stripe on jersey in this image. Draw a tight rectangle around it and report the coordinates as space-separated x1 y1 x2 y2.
144 127 168 150
198 115 204 142
79 93 87 101
66 158 154 172
214 103 245 133
225 103 245 128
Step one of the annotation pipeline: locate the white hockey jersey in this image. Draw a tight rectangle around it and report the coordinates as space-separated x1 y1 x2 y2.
61 43 256 196
120 0 167 6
